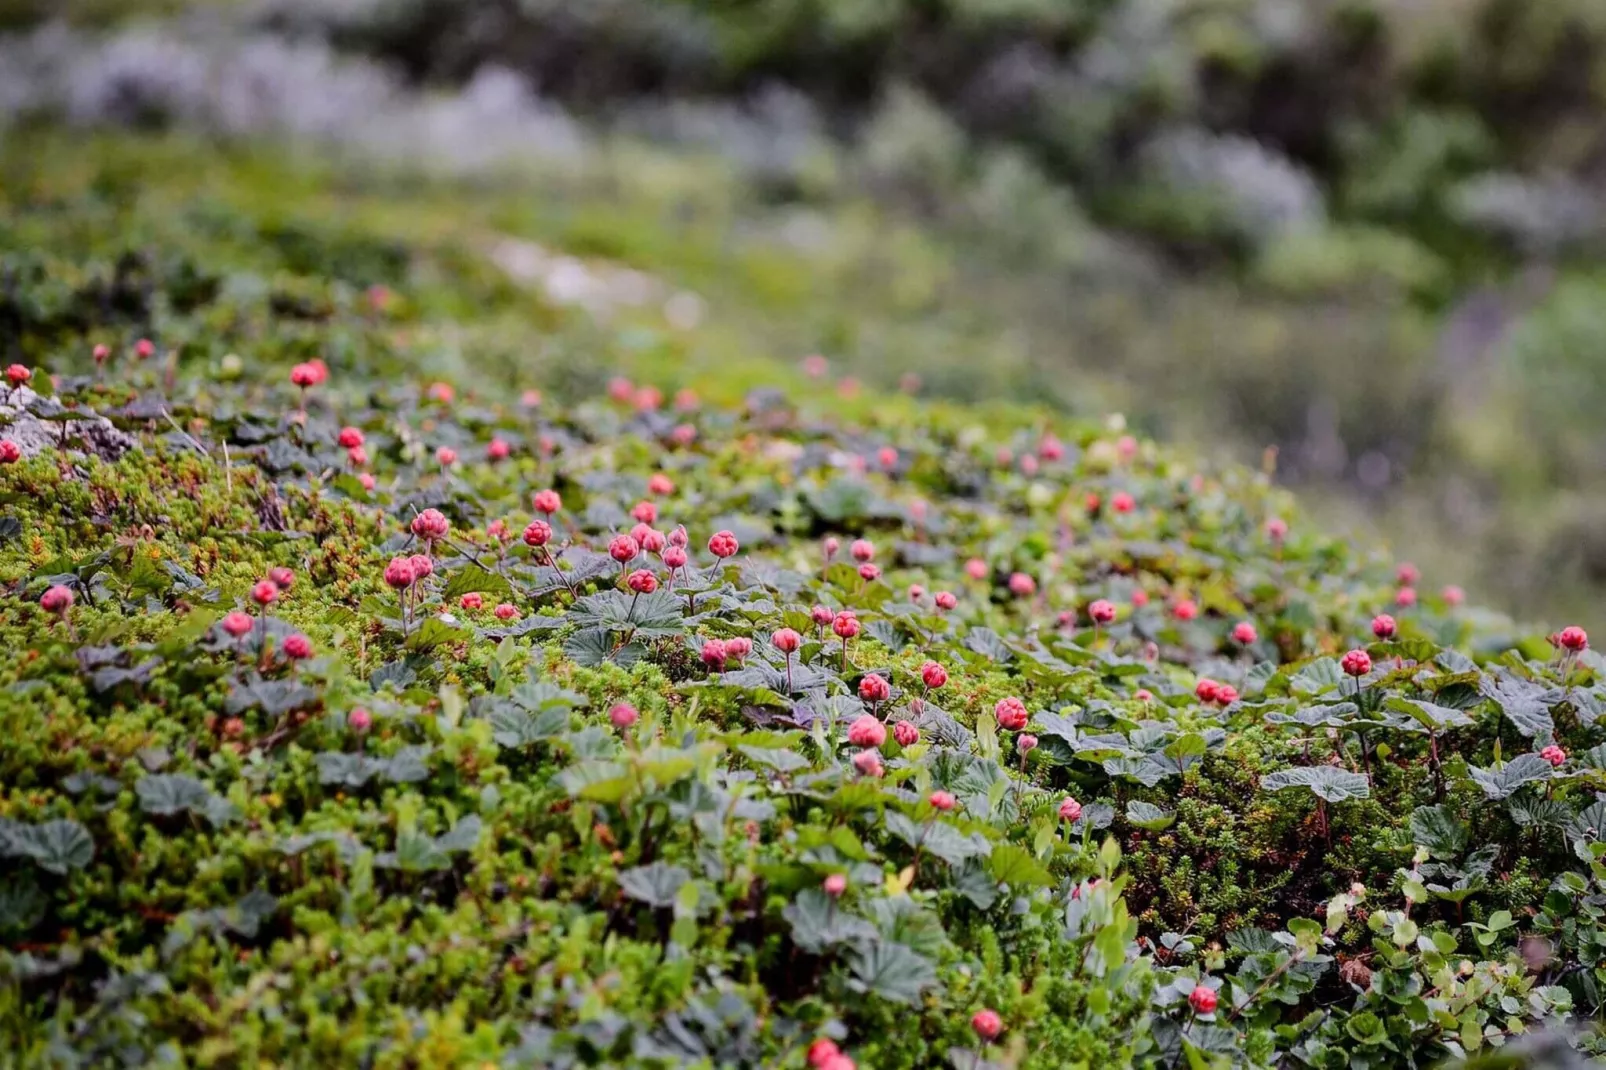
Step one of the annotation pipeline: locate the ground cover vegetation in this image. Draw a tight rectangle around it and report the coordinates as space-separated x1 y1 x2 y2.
8 0 1606 626
2 131 1606 1069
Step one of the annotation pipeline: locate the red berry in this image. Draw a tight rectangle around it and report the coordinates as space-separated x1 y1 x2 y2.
823 873 847 897
708 530 739 558
1189 985 1218 1015
1231 621 1257 645
647 473 674 496
494 603 518 620
460 592 484 611
348 708 372 732
283 634 312 660
1342 649 1373 677
850 749 883 776
1559 626 1589 652
772 628 802 653
971 1009 1003 1042
1089 599 1117 625
663 546 688 569
1111 492 1135 513
832 612 860 639
408 554 433 581
5 364 30 386
1195 678 1220 703
1008 572 1036 597
609 534 640 563
268 566 295 589
893 721 919 746
632 500 658 524
486 438 511 462
921 661 948 689
222 611 254 637
1173 599 1198 621
850 539 875 562
411 508 449 542
723 637 752 662
812 605 835 626
1058 797 1082 822
857 563 881 581
1016 733 1038 754
523 520 552 547
806 1039 840 1068
0 440 20 464
858 675 890 704
40 585 74 614
847 715 886 748
1371 614 1396 639
934 591 957 611
700 639 727 668
338 426 365 448
609 703 639 729
929 790 956 811
1541 744 1567 767
251 580 279 606
994 697 1029 731
383 557 415 589
533 489 562 514
626 569 658 594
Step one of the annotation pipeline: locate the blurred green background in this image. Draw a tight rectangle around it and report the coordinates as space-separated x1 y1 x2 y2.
4 0 1606 624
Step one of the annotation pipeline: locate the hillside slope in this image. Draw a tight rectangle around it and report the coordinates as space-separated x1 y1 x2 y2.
1 133 1603 1069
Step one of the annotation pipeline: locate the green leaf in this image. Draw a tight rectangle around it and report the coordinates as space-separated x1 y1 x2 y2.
135 773 215 816
1126 800 1177 831
846 941 937 1005
442 564 515 602
406 616 473 652
1468 753 1553 800
1480 672 1554 738
1289 658 1343 695
618 862 690 909
1409 805 1469 857
1 819 94 875
225 673 318 716
1386 698 1474 731
1260 765 1370 802
988 844 1054 888
783 888 877 952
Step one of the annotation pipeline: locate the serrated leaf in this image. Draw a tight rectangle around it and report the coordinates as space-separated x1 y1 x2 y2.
442 564 515 602
846 941 936 1005
1469 753 1553 800
3 819 94 875
988 844 1054 888
1126 800 1176 830
1480 672 1554 738
618 862 691 909
1261 765 1370 802
784 888 878 952
1409 805 1469 857
135 773 215 816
